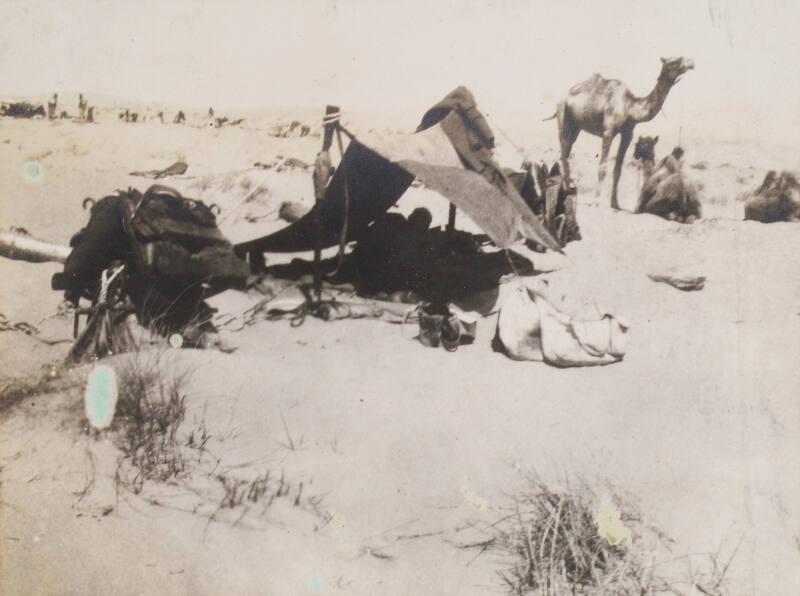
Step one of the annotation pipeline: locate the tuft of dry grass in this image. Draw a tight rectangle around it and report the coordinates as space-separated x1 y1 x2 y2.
494 472 646 595
492 471 739 595
107 347 325 531
201 467 323 533
215 469 300 511
112 349 200 494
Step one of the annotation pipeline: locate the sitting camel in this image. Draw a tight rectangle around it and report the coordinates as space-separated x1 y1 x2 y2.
635 147 701 223
744 171 800 223
547 57 694 210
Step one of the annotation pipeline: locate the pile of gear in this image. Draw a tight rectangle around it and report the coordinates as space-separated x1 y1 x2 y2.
505 160 581 247
52 184 248 362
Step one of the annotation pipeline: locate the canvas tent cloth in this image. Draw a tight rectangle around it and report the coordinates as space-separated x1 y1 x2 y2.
235 87 560 255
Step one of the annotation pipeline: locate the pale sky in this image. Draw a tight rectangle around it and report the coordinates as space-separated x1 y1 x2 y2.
2 0 799 117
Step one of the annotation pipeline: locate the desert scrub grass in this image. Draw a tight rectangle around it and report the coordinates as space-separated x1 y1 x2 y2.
112 348 202 494
200 466 327 533
493 472 647 595
213 469 303 515
492 471 738 596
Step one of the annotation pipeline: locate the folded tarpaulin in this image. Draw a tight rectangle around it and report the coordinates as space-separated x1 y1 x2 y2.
236 93 561 255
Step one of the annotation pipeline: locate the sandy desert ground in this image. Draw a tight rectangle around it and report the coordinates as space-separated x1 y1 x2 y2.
1 98 799 595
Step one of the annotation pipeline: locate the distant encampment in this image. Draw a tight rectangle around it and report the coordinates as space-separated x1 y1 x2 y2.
1 101 46 119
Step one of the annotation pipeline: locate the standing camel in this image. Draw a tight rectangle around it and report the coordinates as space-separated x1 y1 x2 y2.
547 57 694 210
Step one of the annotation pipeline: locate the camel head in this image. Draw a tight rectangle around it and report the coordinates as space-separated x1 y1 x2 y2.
634 136 659 163
659 57 695 84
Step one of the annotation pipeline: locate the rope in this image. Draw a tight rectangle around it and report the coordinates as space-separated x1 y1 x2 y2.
37 301 74 326
485 113 530 163
502 249 521 279
98 264 125 305
234 295 355 330
0 312 72 345
322 110 341 126
0 313 39 336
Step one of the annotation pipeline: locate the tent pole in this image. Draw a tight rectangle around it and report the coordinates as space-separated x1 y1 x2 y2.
446 203 457 236
314 105 339 301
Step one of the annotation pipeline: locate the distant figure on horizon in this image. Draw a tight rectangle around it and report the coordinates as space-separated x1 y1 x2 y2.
208 107 214 118
87 106 95 123
173 111 186 124
157 110 164 124
78 93 88 121
47 93 58 120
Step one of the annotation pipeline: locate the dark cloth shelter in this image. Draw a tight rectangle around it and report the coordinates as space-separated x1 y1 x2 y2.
235 87 561 257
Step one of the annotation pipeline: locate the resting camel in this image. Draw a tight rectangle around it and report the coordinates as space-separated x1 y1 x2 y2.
744 171 800 223
547 57 694 209
635 147 701 223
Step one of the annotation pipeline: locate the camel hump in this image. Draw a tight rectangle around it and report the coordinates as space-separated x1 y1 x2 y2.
568 73 603 95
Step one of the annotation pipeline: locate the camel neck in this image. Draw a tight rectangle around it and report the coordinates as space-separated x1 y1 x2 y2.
629 75 674 123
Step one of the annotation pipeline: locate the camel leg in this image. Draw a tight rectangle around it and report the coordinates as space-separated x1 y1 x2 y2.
557 104 579 186
597 132 614 198
610 129 633 210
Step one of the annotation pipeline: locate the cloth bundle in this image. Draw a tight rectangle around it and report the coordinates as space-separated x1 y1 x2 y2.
495 279 628 367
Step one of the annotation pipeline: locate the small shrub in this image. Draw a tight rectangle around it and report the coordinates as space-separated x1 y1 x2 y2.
215 469 296 511
494 473 647 595
113 350 197 493
492 471 738 595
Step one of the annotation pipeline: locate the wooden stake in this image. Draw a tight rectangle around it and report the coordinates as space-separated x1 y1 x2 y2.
446 204 457 236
